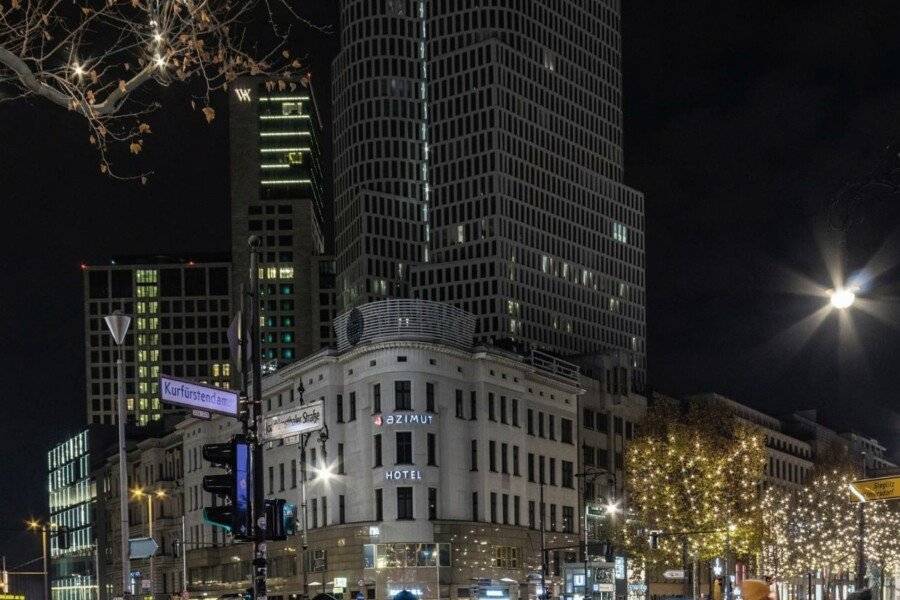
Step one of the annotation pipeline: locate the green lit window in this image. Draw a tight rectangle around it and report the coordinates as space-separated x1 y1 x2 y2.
281 316 294 327
281 332 294 343
280 284 294 295
282 348 295 360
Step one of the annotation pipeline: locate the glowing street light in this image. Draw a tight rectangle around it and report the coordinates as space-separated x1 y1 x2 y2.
829 287 857 310
604 500 620 515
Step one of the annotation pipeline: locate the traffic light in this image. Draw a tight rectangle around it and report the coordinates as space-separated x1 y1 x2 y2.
263 499 297 541
57 526 69 550
202 435 252 540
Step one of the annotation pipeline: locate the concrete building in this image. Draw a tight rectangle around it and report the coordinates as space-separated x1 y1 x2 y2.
229 75 334 369
332 1 646 389
83 257 233 426
840 431 898 474
93 425 184 600
258 299 585 600
690 394 815 490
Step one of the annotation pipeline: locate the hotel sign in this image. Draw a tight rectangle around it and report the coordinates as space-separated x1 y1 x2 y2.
264 401 325 441
385 469 423 481
160 375 239 417
374 413 434 426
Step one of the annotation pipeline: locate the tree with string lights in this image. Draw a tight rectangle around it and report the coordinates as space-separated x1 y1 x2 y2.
0 0 310 176
623 398 768 581
762 469 900 598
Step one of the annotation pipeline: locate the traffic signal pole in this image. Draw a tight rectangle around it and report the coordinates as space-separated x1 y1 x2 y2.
248 236 268 600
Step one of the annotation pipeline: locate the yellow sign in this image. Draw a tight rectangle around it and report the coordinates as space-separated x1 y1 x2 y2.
0 594 26 600
849 476 900 502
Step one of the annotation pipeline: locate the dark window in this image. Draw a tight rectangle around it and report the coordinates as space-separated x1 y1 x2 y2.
500 396 507 424
512 398 519 426
470 440 478 471
626 421 634 439
501 443 508 474
583 408 595 430
563 506 574 533
548 415 556 440
561 419 573 444
111 270 133 297
583 445 595 466
597 412 609 432
539 456 546 484
614 416 623 435
375 489 383 521
88 271 109 299
397 487 413 520
349 392 357 421
208 267 229 295
338 444 345 474
529 501 536 529
527 409 534 435
490 492 498 523
395 381 411 410
427 433 437 466
488 393 496 421
455 390 464 418
396 432 412 464
184 268 206 296
339 495 346 524
428 488 437 521
502 494 509 524
336 394 344 423
528 453 535 482
562 461 573 488
426 383 435 412
549 458 557 486
489 441 497 472
472 492 479 521
373 384 381 414
513 446 520 476
470 392 477 420
159 269 182 296
538 412 545 438
373 434 382 467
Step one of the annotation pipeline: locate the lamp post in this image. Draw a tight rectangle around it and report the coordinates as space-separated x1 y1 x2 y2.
27 520 49 600
132 489 166 600
104 310 132 600
298 423 329 600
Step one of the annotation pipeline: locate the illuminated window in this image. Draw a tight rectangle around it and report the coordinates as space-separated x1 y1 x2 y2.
266 267 277 280
212 364 220 377
612 222 628 243
279 267 294 279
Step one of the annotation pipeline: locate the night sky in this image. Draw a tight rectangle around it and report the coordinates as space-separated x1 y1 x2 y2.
1 0 898 563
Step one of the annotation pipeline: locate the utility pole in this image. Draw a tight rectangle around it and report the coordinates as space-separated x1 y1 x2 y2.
248 236 268 600
855 452 867 591
41 525 49 600
180 517 187 598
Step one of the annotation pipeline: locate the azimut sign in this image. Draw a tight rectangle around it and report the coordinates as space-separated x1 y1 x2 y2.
374 413 434 426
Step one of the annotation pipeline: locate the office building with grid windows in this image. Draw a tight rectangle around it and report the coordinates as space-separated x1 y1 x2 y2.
229 76 335 369
82 257 232 426
333 1 646 388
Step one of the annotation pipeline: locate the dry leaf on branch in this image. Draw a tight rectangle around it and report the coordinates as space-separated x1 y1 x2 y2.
202 106 216 123
129 141 143 154
89 135 97 145
138 123 152 134
118 80 127 93
100 163 108 174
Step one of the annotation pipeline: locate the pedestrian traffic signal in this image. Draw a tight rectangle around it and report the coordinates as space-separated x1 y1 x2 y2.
263 499 297 541
202 436 252 540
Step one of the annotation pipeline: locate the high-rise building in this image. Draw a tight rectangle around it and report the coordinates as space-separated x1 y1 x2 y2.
229 76 334 368
82 257 232 425
333 1 646 387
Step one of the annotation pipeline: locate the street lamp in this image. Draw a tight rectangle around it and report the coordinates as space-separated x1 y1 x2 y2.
829 287 858 309
131 488 166 600
27 520 49 600
104 309 132 600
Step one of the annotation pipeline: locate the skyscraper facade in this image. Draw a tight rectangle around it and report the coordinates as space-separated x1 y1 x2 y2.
83 257 232 425
333 0 646 387
229 76 334 368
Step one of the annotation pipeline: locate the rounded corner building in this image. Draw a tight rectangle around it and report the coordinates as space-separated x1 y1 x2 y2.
333 0 646 390
261 299 588 600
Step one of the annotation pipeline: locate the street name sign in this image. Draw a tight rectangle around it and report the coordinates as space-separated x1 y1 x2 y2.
159 375 239 417
264 401 324 441
129 537 159 559
849 475 900 502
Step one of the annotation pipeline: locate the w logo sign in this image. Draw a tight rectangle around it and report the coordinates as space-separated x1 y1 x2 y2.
234 88 252 103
